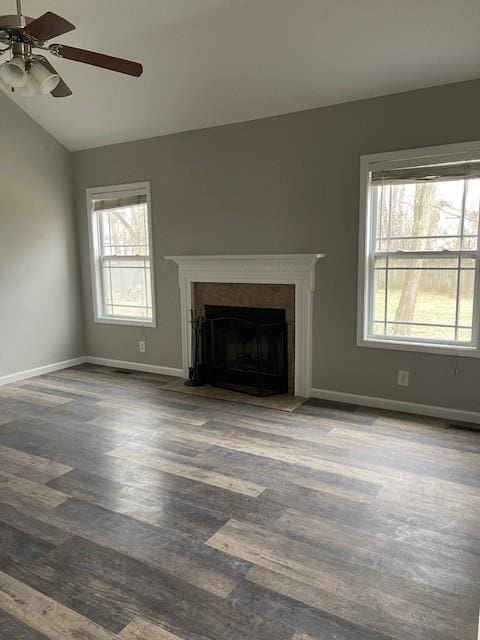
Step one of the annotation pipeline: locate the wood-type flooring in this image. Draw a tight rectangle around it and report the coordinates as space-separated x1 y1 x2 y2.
0 364 478 640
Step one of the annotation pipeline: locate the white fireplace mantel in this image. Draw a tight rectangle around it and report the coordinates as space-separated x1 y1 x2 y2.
165 254 325 397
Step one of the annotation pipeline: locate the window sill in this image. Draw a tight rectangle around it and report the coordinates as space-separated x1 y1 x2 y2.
94 316 156 328
358 336 479 358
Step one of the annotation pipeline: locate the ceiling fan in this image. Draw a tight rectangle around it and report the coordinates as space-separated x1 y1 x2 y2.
0 0 143 97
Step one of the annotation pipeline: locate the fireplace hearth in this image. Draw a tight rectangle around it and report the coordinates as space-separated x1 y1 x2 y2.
205 305 288 397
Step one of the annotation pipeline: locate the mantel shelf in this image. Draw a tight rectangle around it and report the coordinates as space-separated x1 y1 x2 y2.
165 253 325 262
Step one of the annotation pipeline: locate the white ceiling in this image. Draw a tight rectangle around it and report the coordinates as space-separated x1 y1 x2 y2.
2 0 480 151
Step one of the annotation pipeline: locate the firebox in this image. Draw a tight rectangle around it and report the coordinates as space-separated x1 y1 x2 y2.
205 305 288 397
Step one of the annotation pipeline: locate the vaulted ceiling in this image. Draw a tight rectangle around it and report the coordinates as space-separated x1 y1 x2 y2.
2 0 480 150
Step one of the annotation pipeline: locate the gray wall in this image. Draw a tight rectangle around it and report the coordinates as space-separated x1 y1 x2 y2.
73 79 480 412
0 92 84 378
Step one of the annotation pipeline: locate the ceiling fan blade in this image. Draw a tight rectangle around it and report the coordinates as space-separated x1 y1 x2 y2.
24 12 75 41
40 58 72 97
50 45 143 77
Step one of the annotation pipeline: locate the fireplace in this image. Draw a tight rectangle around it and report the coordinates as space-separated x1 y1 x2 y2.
195 282 295 393
165 254 324 397
205 305 288 396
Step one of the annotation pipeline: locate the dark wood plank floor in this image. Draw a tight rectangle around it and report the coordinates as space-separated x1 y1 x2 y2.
0 364 478 640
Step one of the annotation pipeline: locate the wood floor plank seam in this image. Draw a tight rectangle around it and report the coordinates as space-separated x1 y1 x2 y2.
149 417 480 494
0 470 70 514
0 364 478 640
0 569 117 639
206 518 478 640
0 445 73 484
118 619 188 639
107 443 267 497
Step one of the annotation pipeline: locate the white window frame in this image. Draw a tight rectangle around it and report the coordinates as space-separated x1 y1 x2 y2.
86 181 156 327
358 140 480 358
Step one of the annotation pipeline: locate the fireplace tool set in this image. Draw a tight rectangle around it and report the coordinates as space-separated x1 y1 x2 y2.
186 310 206 386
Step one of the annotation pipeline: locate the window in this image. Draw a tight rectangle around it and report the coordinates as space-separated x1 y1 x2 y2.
87 182 155 326
358 143 480 355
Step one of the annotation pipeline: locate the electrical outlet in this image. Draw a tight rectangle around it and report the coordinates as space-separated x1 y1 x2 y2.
139 340 146 353
397 370 409 387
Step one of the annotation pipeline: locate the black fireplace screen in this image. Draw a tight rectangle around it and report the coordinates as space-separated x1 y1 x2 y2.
205 305 288 396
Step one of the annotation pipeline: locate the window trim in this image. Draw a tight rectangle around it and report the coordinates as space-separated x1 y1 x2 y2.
357 140 480 358
86 181 157 328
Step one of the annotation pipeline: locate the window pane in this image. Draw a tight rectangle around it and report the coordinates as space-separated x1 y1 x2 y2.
110 305 152 319
385 323 455 341
370 257 476 342
458 264 475 327
464 178 480 250
103 245 149 257
374 183 391 248
383 236 471 252
98 205 149 255
373 321 386 335
373 263 386 322
145 268 152 307
102 263 112 306
100 211 111 246
104 267 148 307
458 328 473 342
108 206 147 247
102 258 150 269
383 257 461 269
374 179 472 252
386 261 458 327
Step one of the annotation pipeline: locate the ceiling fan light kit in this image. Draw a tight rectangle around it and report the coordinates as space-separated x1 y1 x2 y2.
0 53 26 87
17 71 37 96
29 59 59 93
0 0 143 98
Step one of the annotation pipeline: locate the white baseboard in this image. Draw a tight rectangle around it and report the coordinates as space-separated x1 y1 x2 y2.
0 356 87 387
86 356 183 378
2 356 477 424
310 387 480 425
0 356 183 387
